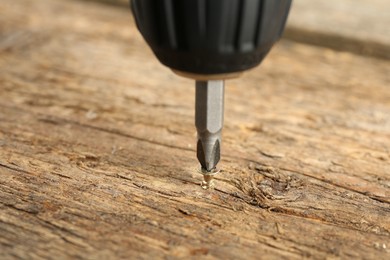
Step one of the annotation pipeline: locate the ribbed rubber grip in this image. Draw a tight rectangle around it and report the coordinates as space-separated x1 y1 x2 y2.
131 0 292 75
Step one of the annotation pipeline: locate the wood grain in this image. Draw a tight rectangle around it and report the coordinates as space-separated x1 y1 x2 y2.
0 0 389 259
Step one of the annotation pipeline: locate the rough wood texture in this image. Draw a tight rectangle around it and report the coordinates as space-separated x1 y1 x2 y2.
0 0 389 259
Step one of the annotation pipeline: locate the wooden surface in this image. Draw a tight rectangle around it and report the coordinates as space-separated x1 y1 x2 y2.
1 0 389 259
285 0 390 59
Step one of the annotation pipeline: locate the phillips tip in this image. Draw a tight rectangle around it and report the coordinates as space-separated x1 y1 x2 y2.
195 80 224 188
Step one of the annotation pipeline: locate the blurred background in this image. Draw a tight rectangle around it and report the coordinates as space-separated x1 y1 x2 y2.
83 0 390 60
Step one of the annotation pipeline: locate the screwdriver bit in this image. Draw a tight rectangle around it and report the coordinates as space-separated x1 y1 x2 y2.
131 0 292 188
195 80 224 186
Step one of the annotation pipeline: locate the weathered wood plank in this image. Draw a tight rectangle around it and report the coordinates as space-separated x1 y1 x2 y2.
0 0 389 259
289 0 390 45
286 0 390 59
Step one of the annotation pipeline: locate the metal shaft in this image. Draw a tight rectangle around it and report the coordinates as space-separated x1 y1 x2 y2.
195 80 224 174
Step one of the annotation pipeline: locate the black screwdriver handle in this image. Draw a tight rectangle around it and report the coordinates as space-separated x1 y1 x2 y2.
131 0 292 75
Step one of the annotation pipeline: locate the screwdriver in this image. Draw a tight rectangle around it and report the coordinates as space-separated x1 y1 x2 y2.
131 0 292 187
